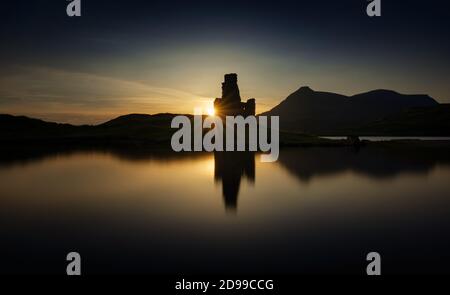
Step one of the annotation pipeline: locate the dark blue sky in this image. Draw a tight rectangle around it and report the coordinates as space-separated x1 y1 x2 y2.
1 0 449 123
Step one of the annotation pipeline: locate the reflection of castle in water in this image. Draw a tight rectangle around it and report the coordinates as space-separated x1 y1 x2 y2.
214 152 255 212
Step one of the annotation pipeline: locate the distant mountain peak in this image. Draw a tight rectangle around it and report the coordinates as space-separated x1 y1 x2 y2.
297 86 314 93
354 89 399 97
262 86 439 135
370 89 398 94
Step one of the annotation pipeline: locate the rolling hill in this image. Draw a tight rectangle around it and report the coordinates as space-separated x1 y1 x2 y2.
0 113 340 148
261 87 440 135
0 113 177 146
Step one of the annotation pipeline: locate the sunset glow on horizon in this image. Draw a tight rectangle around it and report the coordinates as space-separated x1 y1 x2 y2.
1 1 449 124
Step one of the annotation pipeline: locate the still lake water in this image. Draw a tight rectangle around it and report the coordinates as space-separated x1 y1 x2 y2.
1 147 450 274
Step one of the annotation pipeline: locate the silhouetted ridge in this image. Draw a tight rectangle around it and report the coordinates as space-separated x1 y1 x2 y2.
100 113 178 127
0 114 83 139
0 113 336 147
262 87 440 135
0 114 73 128
0 113 177 145
296 86 314 94
359 89 400 96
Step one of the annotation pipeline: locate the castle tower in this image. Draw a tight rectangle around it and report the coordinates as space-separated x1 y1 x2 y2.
214 74 256 117
222 73 241 103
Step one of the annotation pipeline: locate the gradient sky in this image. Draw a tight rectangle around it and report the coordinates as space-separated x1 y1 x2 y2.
1 0 450 124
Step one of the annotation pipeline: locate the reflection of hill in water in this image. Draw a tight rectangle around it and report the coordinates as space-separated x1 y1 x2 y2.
277 146 450 182
2 145 450 212
0 146 256 213
0 146 209 168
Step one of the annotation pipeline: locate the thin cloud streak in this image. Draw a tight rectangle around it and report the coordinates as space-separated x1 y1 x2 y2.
0 66 211 124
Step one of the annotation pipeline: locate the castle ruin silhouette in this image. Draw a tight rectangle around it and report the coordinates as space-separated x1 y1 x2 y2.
214 73 255 117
